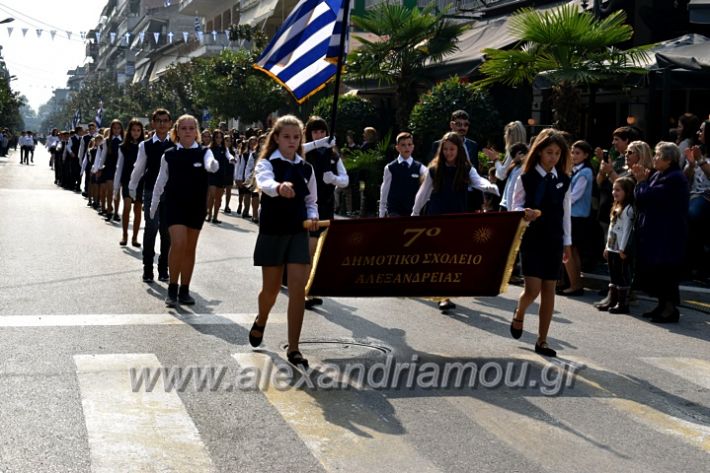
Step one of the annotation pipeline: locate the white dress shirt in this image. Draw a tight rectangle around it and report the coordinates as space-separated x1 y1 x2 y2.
512 164 572 246
149 142 219 219
129 134 171 199
379 155 427 218
255 149 318 220
412 165 499 216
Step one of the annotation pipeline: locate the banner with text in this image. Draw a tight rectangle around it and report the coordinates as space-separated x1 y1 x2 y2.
307 212 527 298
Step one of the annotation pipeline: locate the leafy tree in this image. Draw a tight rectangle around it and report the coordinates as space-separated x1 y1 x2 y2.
347 1 468 130
409 76 501 154
475 4 650 135
312 94 378 144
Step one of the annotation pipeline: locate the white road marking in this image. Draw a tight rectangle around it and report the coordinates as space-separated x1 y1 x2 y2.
74 353 215 472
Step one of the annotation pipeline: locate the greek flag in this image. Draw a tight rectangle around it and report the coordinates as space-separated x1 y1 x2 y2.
95 101 103 128
72 109 82 128
254 0 348 104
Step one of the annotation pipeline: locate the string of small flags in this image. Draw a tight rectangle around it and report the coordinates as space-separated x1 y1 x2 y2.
4 26 232 47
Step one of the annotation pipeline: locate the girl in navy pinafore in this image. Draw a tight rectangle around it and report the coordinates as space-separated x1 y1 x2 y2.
509 129 572 357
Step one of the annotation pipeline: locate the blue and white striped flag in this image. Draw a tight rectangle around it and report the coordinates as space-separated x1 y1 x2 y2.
95 100 103 128
72 109 82 128
254 0 349 104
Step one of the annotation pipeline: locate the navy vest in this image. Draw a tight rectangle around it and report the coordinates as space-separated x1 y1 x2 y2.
212 147 229 184
520 170 571 251
426 166 468 215
70 136 81 159
119 142 139 185
386 159 423 216
81 134 91 158
163 147 208 209
259 158 313 235
143 137 173 189
103 137 121 173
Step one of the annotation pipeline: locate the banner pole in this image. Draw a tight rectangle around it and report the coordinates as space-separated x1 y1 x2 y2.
328 0 351 140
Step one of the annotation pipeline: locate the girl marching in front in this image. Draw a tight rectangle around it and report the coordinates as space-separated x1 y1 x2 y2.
595 177 635 313
509 129 572 357
303 116 349 309
412 131 499 311
114 119 145 247
249 115 319 368
150 115 220 307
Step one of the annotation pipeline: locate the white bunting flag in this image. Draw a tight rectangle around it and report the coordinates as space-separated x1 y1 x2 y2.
153 32 160 44
197 31 204 43
36 29 43 38
50 30 56 40
67 30 73 40
21 28 28 37
225 30 230 41
124 32 130 45
182 31 188 43
212 30 217 42
110 32 116 44
167 31 174 44
7 27 13 37
139 31 145 44
95 31 101 43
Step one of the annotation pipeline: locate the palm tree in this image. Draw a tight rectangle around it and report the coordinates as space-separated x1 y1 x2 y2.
348 2 468 130
476 4 651 135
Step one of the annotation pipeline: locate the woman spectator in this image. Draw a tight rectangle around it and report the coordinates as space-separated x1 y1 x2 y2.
631 142 689 323
684 119 710 279
493 121 527 184
676 113 700 168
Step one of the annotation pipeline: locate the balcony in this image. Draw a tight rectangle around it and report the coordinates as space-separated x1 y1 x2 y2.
178 0 235 19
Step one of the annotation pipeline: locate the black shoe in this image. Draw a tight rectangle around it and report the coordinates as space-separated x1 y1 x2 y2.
178 285 195 305
224 207 231 214
535 341 557 357
131 240 141 248
242 213 251 219
287 350 309 369
86 201 93 207
142 267 154 283
249 316 266 347
642 304 664 318
438 300 456 311
119 240 127 246
113 214 120 222
212 218 222 224
158 271 170 282
651 308 680 324
305 298 318 310
311 297 323 306
104 213 113 221
510 308 524 340
165 284 178 307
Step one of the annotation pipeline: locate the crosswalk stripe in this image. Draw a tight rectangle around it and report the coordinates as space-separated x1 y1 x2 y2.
0 313 286 327
512 353 710 454
74 354 215 472
641 357 710 390
232 352 441 473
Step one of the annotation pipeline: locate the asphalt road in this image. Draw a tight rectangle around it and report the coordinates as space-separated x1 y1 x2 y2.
1 147 708 473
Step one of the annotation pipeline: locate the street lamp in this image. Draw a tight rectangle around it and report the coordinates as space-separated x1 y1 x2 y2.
0 18 14 25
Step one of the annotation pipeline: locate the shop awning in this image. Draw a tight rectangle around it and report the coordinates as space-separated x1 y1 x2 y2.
689 0 710 24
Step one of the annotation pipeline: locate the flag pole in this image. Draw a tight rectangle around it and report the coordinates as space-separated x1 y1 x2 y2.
328 0 351 140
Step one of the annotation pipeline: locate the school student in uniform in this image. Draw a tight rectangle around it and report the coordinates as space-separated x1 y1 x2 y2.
223 134 236 214
303 116 349 309
114 119 145 247
46 129 59 169
379 132 427 217
79 122 98 198
150 115 219 307
94 120 124 221
249 115 319 369
412 131 499 311
129 109 174 283
206 129 233 224
509 129 573 358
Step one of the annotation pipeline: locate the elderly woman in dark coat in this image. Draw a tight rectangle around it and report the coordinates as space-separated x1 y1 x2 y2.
631 142 689 323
